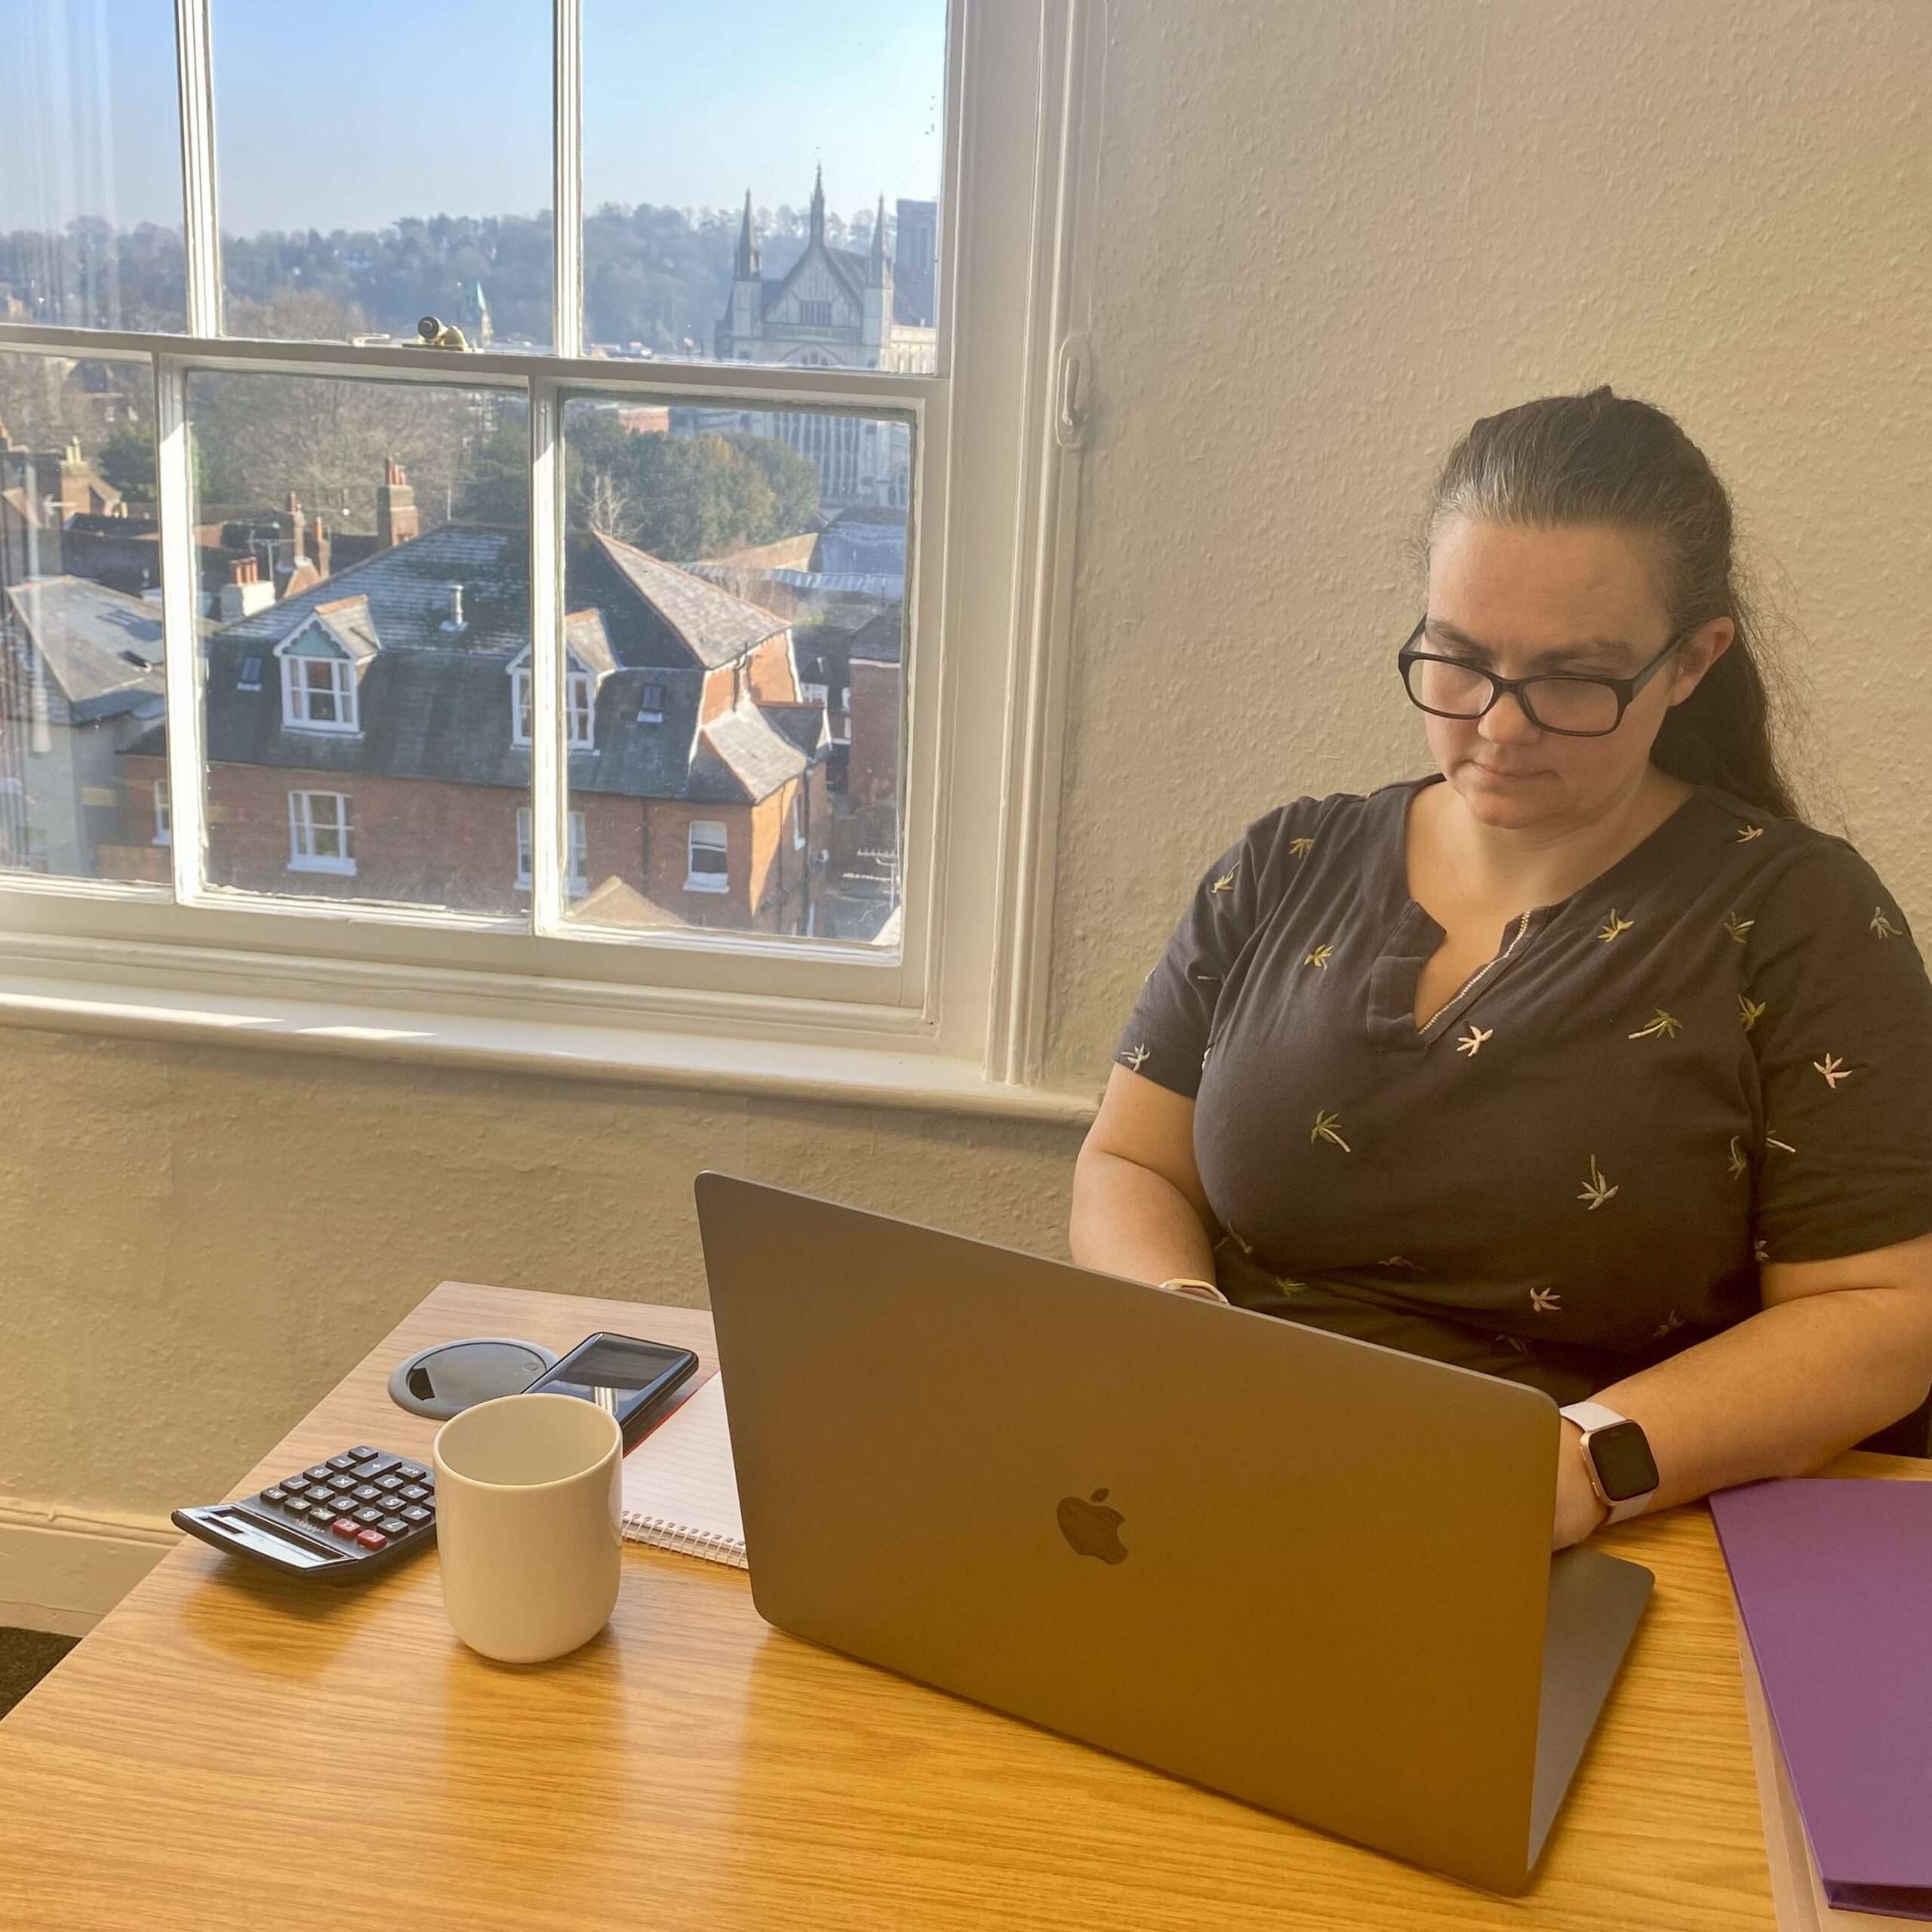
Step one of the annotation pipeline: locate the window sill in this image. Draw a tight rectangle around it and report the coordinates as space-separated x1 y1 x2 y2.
0 943 1097 1125
288 857 358 876
685 876 731 895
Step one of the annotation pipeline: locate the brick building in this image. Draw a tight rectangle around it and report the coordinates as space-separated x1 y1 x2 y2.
117 507 831 932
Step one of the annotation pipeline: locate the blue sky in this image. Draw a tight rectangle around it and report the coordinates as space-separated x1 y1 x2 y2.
0 0 944 235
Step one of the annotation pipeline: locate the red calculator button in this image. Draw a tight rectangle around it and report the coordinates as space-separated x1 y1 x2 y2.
331 1517 361 1540
356 1528 388 1550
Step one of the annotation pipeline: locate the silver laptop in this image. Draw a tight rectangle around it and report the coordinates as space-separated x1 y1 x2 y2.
694 1172 1652 1896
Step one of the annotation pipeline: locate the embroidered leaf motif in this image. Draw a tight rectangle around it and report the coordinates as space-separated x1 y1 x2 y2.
1596 911 1634 943
1119 1042 1150 1072
1530 1287 1561 1315
1380 1256 1426 1272
1727 1136 1748 1180
1228 1227 1255 1256
1455 1025 1494 1057
1276 1275 1307 1295
1739 993 1767 1032
1723 911 1754 944
1303 944 1334 970
1736 824 1764 843
1764 1128 1796 1154
1628 1009 1683 1041
1288 836 1315 857
1497 1333 1530 1356
1211 869 1236 894
1872 906 1903 939
1579 1155 1619 1211
1813 1053 1854 1090
1653 1309 1685 1340
1310 1110 1352 1152
1754 1237 1771 1264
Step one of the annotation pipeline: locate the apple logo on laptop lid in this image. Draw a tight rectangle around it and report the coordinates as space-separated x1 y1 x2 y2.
1057 1487 1128 1564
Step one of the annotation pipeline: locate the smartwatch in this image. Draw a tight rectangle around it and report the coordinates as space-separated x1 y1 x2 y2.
1557 1400 1660 1524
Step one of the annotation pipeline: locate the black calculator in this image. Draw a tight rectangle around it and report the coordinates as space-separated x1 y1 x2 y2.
172 1445 437 1581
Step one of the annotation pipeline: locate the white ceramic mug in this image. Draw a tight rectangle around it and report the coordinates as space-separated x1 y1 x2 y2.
432 1392 623 1663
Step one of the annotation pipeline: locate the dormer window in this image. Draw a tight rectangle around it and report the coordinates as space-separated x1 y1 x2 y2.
278 629 358 734
510 663 595 749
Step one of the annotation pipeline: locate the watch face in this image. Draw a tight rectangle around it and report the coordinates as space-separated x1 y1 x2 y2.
1588 1420 1660 1503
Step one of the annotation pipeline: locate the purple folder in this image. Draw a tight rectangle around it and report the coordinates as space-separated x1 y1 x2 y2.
1710 1478 1932 1921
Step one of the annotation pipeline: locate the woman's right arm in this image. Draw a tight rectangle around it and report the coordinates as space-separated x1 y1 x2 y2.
1070 1064 1220 1286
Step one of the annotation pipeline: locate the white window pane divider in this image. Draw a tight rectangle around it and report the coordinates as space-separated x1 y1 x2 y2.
527 379 566 936
552 0 584 363
174 0 222 334
155 357 210 908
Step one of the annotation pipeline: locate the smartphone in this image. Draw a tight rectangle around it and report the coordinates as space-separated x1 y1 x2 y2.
521 1332 700 1453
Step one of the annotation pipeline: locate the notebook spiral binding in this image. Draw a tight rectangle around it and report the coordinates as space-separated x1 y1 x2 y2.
626 1514 749 1570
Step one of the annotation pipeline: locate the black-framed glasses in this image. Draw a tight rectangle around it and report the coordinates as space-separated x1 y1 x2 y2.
1397 617 1688 738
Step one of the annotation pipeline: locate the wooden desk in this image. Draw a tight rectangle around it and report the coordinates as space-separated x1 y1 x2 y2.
2 1280 1923 1931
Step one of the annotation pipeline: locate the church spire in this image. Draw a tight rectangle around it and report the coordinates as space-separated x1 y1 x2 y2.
809 165 826 245
869 192 888 285
734 189 759 278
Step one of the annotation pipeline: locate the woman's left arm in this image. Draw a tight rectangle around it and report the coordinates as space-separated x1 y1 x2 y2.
1553 1232 1932 1547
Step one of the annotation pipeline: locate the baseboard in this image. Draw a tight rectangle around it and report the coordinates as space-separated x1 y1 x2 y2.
0 1496 177 1635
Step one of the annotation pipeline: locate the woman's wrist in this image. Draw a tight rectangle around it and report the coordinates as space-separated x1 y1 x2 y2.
1553 1420 1612 1549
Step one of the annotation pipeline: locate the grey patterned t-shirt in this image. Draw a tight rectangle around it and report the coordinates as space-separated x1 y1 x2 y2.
1115 774 1932 1404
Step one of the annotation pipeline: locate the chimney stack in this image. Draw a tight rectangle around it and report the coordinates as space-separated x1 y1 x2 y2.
376 456 419 549
443 583 465 630
307 512 331 579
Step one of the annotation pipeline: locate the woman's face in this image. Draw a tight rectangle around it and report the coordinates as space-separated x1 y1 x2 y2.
1420 516 1732 832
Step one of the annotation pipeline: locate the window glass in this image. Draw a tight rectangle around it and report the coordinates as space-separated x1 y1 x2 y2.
582 0 945 371
185 368 533 915
515 804 586 894
557 391 906 942
0 349 165 884
0 0 186 331
210 0 553 349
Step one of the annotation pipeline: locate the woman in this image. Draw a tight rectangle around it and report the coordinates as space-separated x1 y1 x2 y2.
1071 386 1932 1550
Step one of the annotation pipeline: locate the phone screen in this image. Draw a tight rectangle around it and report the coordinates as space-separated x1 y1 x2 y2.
533 1335 697 1445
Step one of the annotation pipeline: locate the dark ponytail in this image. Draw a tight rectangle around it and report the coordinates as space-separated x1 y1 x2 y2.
1417 386 1799 818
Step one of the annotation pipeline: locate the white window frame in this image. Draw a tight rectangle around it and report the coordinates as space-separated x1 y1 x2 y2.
0 0 1104 1120
152 782 171 847
278 638 358 735
792 788 807 852
516 805 587 897
287 791 355 876
511 661 592 750
686 820 729 894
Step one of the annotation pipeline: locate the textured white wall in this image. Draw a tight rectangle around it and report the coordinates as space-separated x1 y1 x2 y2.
5 0 1928 1535
1047 0 1932 1081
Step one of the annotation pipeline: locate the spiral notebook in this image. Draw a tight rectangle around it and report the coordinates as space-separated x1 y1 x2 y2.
618 1374 747 1569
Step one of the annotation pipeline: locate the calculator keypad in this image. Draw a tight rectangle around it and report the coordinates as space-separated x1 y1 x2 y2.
252 1448 437 1564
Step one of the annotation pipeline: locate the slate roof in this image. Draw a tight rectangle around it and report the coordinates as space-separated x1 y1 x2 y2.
814 517 907 580
681 563 906 604
849 603 905 665
691 699 813 804
191 522 811 805
589 531 786 668
4 575 168 720
297 595 382 665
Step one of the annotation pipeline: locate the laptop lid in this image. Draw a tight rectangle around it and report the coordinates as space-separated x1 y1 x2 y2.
697 1172 1564 1894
